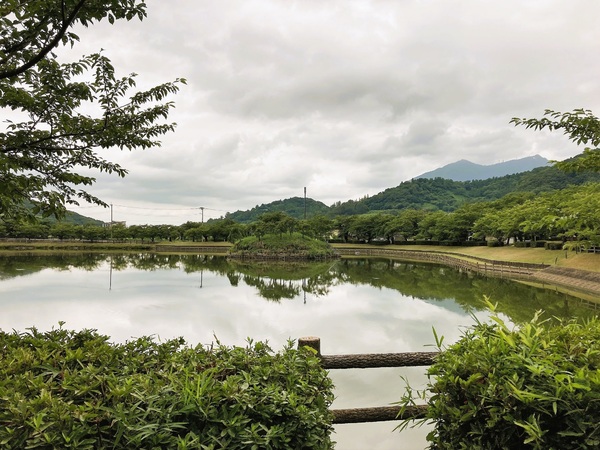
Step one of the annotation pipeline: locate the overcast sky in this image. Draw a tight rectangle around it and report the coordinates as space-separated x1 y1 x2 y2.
60 0 600 225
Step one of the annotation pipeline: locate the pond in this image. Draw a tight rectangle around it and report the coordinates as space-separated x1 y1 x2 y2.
0 253 596 450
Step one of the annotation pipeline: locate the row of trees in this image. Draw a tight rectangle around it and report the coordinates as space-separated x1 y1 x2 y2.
0 213 336 243
2 182 599 248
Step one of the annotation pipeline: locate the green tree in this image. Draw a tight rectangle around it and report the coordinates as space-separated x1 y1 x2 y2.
110 223 130 241
373 213 396 243
79 224 107 242
553 183 600 248
511 109 600 173
0 0 185 221
50 222 78 240
348 213 381 243
333 215 356 242
14 221 50 239
252 212 296 238
128 224 151 243
184 225 209 242
417 210 447 241
390 209 427 242
209 218 240 242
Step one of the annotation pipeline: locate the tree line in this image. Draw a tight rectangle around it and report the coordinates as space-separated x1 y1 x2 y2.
2 182 598 248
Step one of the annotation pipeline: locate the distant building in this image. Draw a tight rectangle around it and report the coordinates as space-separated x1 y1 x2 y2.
103 221 126 228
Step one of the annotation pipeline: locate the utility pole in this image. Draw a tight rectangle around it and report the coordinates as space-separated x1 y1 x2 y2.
110 203 113 239
304 187 307 220
200 207 204 223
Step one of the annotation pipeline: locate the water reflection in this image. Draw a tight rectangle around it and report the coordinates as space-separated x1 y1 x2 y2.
0 253 594 322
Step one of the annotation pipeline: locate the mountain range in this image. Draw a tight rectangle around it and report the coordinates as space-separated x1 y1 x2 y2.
415 155 549 181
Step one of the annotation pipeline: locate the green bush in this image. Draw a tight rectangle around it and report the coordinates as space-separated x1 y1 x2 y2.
460 241 487 247
398 304 600 449
514 241 530 248
487 239 504 247
0 326 334 449
545 241 564 250
414 240 440 246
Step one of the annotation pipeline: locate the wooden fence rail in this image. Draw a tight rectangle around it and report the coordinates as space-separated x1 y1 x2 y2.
298 336 436 424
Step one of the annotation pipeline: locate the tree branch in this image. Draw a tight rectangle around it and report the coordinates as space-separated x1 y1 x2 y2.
0 0 88 79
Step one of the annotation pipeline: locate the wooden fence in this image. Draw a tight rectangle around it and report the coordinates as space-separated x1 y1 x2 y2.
298 336 436 424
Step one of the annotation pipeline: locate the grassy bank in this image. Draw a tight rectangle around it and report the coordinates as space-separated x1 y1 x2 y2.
0 241 156 254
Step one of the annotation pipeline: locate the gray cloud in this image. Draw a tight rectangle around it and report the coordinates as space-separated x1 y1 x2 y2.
48 0 600 224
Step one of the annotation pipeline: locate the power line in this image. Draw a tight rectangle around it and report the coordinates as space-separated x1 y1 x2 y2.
73 203 229 213
113 204 197 211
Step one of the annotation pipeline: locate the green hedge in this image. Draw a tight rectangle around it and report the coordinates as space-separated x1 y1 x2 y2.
0 326 334 449
545 241 564 250
392 241 487 247
398 304 600 449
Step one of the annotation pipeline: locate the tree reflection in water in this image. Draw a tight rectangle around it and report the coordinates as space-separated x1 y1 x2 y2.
0 253 595 322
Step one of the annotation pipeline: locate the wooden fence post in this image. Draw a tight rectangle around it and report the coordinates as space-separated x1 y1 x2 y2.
298 336 321 356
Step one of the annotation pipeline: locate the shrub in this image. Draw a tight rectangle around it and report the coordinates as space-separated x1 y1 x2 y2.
545 241 564 250
414 240 440 246
514 241 530 248
398 303 600 449
0 326 334 449
392 240 416 245
460 241 487 247
487 240 504 247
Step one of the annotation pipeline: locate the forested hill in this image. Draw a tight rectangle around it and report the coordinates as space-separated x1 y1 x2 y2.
222 166 600 221
329 165 600 215
56 211 104 226
29 206 104 226
225 197 330 223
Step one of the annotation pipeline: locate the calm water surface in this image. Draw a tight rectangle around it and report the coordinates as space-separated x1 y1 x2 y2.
0 253 595 450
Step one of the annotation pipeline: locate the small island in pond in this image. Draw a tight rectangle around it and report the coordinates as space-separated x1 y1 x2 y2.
228 233 339 261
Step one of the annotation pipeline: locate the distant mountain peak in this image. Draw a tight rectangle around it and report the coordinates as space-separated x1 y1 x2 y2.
416 155 549 182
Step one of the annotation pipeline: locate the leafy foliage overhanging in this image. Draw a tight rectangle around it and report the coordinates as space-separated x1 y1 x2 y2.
511 109 600 173
0 0 185 221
